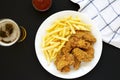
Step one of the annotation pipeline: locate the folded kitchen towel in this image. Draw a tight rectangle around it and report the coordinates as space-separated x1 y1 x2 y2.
70 0 120 48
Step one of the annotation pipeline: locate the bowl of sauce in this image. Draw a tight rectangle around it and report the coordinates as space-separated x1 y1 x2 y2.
32 0 52 11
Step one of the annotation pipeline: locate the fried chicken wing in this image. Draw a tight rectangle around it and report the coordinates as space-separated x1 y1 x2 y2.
77 39 90 49
55 53 74 71
61 66 70 72
55 54 69 71
61 41 72 54
73 58 81 70
63 31 95 50
72 48 87 61
83 46 94 62
82 32 96 44
73 30 96 44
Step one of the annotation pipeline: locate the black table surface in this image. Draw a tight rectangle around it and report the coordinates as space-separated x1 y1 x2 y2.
0 0 120 80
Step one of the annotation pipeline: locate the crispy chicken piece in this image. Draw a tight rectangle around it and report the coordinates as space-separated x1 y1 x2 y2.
61 66 70 72
55 53 74 71
62 37 90 50
72 48 87 62
55 55 69 71
77 39 90 49
82 32 96 44
83 46 94 62
65 54 75 65
68 36 79 48
61 41 72 54
73 30 96 44
73 58 81 70
54 53 62 66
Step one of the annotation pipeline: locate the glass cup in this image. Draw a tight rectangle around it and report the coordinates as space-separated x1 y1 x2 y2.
0 19 27 46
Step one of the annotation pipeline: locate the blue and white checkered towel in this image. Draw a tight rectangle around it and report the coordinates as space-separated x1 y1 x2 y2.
70 0 120 48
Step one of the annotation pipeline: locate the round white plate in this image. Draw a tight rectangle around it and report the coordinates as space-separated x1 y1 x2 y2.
35 10 103 79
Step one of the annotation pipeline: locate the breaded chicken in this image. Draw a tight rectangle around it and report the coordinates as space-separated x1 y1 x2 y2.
73 58 81 70
72 48 87 62
62 30 95 50
61 41 72 54
77 39 90 49
61 66 70 72
55 53 74 71
73 30 96 44
55 54 69 71
68 36 79 48
83 46 94 62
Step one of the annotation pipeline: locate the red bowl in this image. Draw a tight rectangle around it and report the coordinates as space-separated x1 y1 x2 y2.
32 0 52 11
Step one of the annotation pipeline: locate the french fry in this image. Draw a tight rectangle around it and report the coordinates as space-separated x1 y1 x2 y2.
53 36 68 41
43 42 60 50
67 21 76 34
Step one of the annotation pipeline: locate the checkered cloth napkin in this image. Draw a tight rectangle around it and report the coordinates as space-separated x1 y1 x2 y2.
70 0 120 48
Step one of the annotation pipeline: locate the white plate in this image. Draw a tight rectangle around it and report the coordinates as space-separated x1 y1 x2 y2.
35 10 103 79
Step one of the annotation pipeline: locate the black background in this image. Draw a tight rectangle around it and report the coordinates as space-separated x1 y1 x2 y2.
0 0 120 80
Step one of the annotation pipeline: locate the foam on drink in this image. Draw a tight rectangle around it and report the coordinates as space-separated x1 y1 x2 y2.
0 19 20 46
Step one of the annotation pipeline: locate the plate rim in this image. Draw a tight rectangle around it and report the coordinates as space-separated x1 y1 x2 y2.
35 10 103 79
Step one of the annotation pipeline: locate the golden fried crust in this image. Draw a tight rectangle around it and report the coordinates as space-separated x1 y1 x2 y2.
55 55 69 70
73 30 96 44
61 66 70 72
83 46 94 62
61 41 72 54
77 39 90 49
55 53 74 71
82 32 96 44
65 54 75 65
72 48 87 62
73 58 81 70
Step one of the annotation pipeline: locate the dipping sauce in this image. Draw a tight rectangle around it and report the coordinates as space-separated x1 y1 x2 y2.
32 0 52 11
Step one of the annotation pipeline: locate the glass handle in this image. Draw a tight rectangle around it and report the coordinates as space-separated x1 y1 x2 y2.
18 26 27 42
